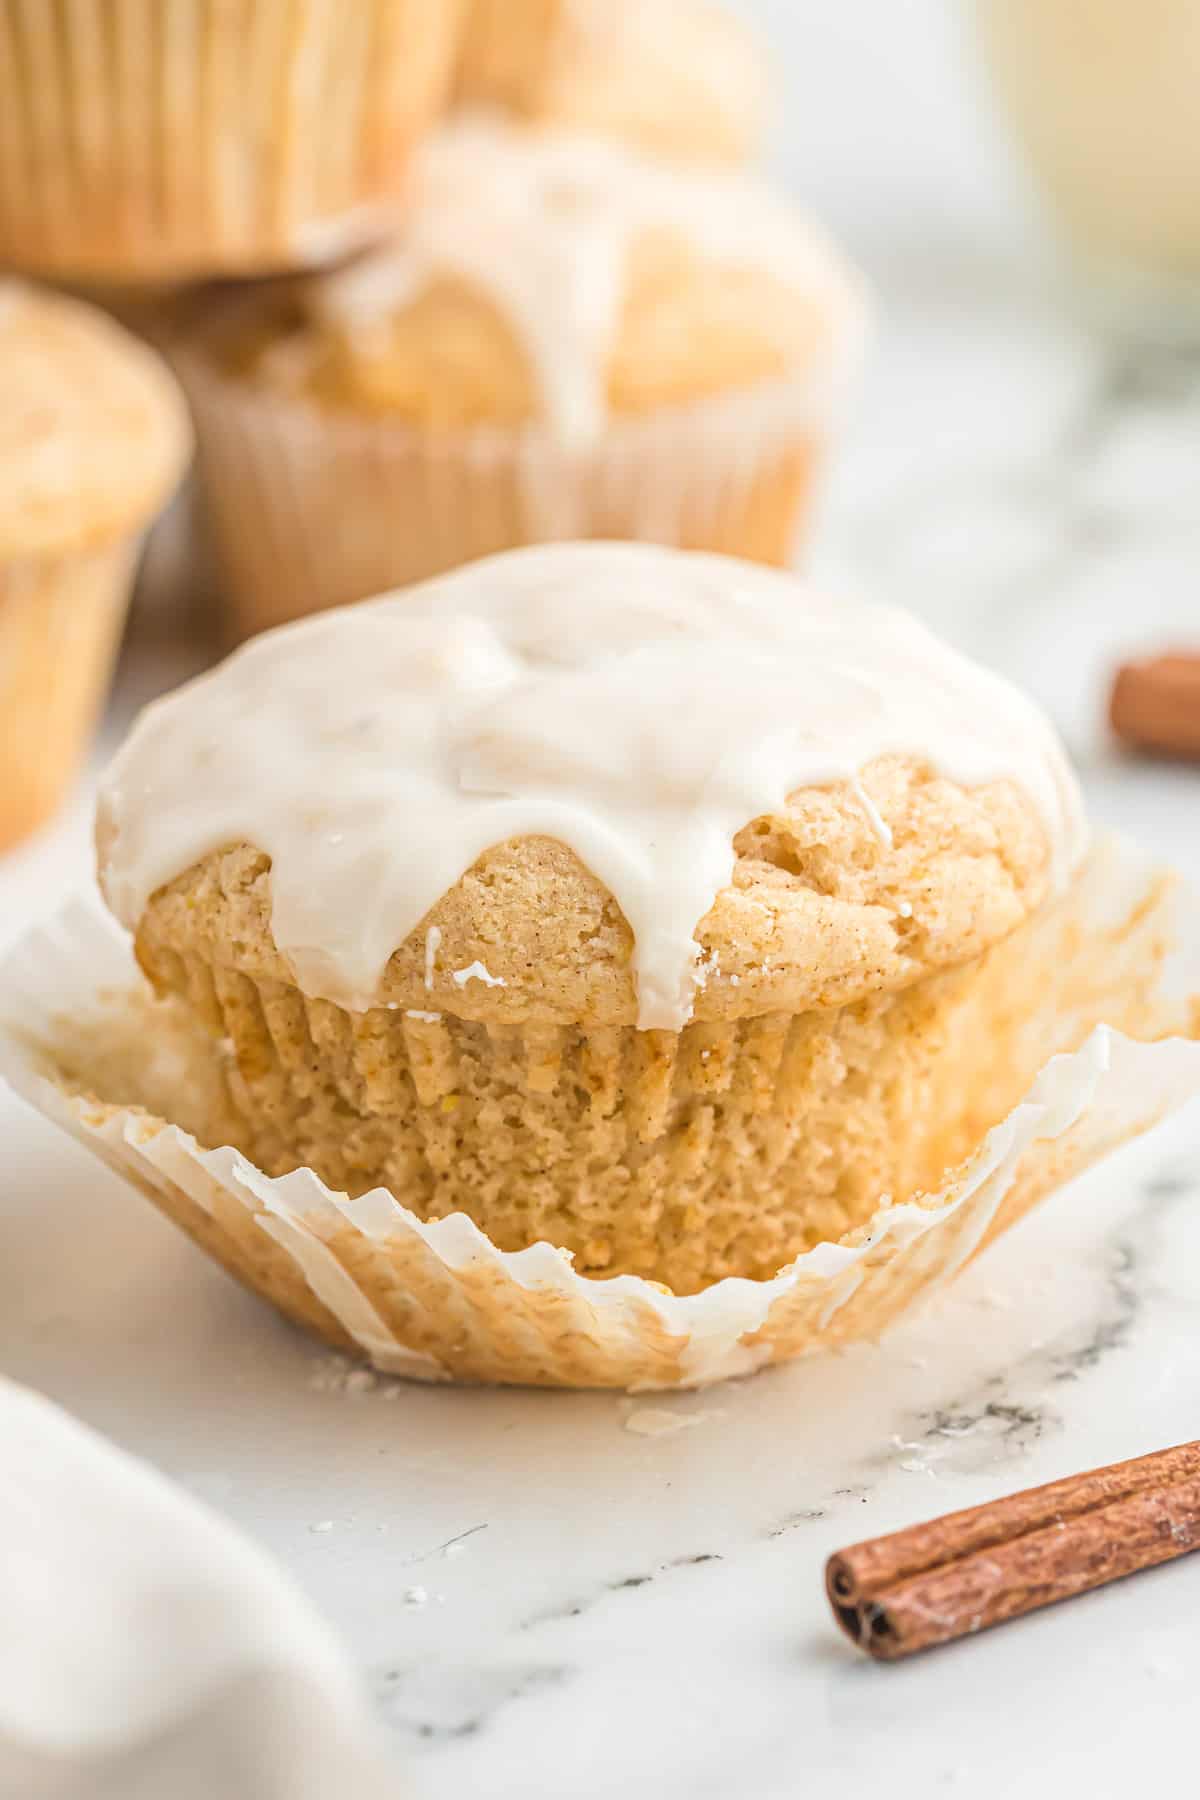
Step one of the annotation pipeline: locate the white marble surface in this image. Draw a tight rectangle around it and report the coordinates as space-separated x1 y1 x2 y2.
5 8 1200 1793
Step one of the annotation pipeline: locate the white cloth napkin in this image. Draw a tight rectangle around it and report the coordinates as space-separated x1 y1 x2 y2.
0 1380 400 1800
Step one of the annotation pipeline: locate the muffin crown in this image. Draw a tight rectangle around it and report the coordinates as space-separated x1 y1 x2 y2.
540 0 768 155
98 543 1086 1031
457 0 768 161
0 284 191 558
231 114 865 445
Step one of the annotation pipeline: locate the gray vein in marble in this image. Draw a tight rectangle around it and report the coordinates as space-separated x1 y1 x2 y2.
764 1158 1195 1527
373 1660 570 1745
400 1522 490 1567
521 1552 725 1633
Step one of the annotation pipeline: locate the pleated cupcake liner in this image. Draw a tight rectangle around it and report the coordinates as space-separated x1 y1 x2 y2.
0 0 460 280
175 337 862 639
2 837 1198 1389
0 540 140 851
137 873 1144 1298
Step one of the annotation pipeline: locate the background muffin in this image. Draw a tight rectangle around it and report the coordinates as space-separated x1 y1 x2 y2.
176 116 866 637
58 283 221 641
0 283 190 850
0 0 464 280
456 0 767 162
96 545 1087 1295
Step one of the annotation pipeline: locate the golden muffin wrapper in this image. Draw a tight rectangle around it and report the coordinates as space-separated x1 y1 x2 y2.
175 346 859 639
2 837 1198 1390
0 0 461 280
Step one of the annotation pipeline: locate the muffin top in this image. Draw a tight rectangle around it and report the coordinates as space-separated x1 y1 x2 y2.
207 115 865 447
98 543 1087 1032
0 283 192 559
456 0 768 163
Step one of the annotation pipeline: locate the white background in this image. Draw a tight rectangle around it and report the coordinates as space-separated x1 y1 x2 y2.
733 0 1034 268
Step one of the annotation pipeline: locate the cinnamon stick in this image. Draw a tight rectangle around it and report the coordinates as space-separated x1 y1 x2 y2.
1110 652 1200 760
826 1440 1200 1661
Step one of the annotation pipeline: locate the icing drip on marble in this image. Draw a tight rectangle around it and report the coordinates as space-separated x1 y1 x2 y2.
308 114 862 447
98 544 1087 1032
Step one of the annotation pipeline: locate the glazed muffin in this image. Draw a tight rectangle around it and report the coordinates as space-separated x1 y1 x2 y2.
0 283 190 850
176 114 866 639
0 0 463 281
456 0 767 162
95 543 1088 1298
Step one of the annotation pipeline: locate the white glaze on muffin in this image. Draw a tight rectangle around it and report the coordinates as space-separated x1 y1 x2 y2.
98 543 1086 1033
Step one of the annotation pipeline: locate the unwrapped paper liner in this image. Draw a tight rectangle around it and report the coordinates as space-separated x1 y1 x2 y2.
2 837 1199 1391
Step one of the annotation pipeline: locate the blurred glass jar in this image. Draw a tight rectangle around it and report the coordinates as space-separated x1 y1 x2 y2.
979 0 1200 337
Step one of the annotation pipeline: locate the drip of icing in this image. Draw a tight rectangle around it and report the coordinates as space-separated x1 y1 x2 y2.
847 775 892 848
451 962 506 989
308 114 863 448
97 544 1088 1033
423 926 441 990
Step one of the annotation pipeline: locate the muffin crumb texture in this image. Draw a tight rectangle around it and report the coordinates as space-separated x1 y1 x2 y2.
134 758 1053 1291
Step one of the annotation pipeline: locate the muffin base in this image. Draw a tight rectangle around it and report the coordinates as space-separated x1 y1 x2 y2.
177 351 844 639
2 840 1198 1388
131 934 1056 1294
0 541 138 851
129 828 1187 1292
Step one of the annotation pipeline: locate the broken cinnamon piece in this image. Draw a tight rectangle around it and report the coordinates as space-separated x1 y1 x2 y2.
827 1439 1200 1660
1110 653 1200 760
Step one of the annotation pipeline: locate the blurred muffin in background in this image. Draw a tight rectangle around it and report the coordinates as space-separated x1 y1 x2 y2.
176 114 866 639
0 283 190 850
60 283 218 647
0 0 463 281
457 0 767 162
